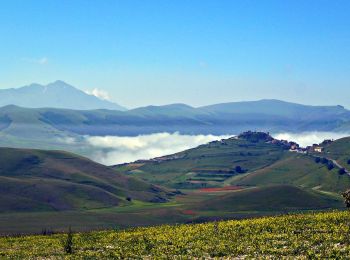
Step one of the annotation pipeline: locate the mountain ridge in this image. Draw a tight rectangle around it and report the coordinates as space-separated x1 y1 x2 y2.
0 81 126 111
0 98 350 144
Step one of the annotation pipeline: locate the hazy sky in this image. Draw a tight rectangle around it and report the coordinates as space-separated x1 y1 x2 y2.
0 0 349 108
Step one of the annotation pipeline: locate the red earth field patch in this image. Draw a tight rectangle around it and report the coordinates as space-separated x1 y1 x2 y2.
182 210 197 215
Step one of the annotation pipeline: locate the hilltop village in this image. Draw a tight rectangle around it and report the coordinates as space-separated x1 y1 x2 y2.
236 131 332 154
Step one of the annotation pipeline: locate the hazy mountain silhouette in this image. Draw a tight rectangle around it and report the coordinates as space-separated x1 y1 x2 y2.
0 100 349 140
0 80 126 110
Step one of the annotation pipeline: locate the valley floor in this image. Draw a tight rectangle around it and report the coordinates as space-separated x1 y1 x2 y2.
1 210 350 258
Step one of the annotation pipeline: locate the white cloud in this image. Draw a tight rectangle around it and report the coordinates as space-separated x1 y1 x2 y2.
55 136 77 145
272 132 350 147
85 88 111 100
84 132 230 165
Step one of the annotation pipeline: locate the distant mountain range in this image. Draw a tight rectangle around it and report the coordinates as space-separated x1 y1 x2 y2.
0 80 126 110
0 81 350 156
0 99 350 143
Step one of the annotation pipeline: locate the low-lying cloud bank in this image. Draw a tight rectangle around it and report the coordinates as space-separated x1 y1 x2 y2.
58 131 350 166
272 132 350 147
84 132 230 165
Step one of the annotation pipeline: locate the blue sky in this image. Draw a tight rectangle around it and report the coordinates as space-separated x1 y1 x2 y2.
0 0 349 108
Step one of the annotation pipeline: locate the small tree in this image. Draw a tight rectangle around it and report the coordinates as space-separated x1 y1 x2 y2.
235 166 243 173
342 190 350 208
339 168 346 175
321 158 329 164
315 157 321 163
327 162 334 171
63 226 73 254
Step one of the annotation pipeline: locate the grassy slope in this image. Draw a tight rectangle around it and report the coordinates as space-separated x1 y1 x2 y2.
320 136 350 170
194 185 343 212
1 211 350 258
115 138 289 188
116 136 350 195
0 147 172 213
112 135 350 225
0 185 343 235
230 153 350 193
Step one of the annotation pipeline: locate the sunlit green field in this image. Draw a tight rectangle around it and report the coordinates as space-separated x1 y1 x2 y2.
1 210 350 258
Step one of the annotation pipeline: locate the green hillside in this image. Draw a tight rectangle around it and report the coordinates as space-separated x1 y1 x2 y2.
316 136 350 171
114 134 290 189
0 147 173 212
115 132 350 194
112 132 350 222
2 211 350 258
194 185 343 212
230 154 350 193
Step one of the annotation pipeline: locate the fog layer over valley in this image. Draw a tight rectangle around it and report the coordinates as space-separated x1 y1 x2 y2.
273 132 350 147
55 131 350 165
80 132 230 165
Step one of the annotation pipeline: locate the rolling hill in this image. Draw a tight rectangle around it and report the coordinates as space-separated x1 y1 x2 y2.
229 153 350 192
0 147 173 213
193 185 343 212
114 132 350 218
114 133 289 189
115 131 350 194
316 136 350 170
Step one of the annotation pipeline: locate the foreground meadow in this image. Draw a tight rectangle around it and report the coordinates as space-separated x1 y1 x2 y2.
1 211 350 259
